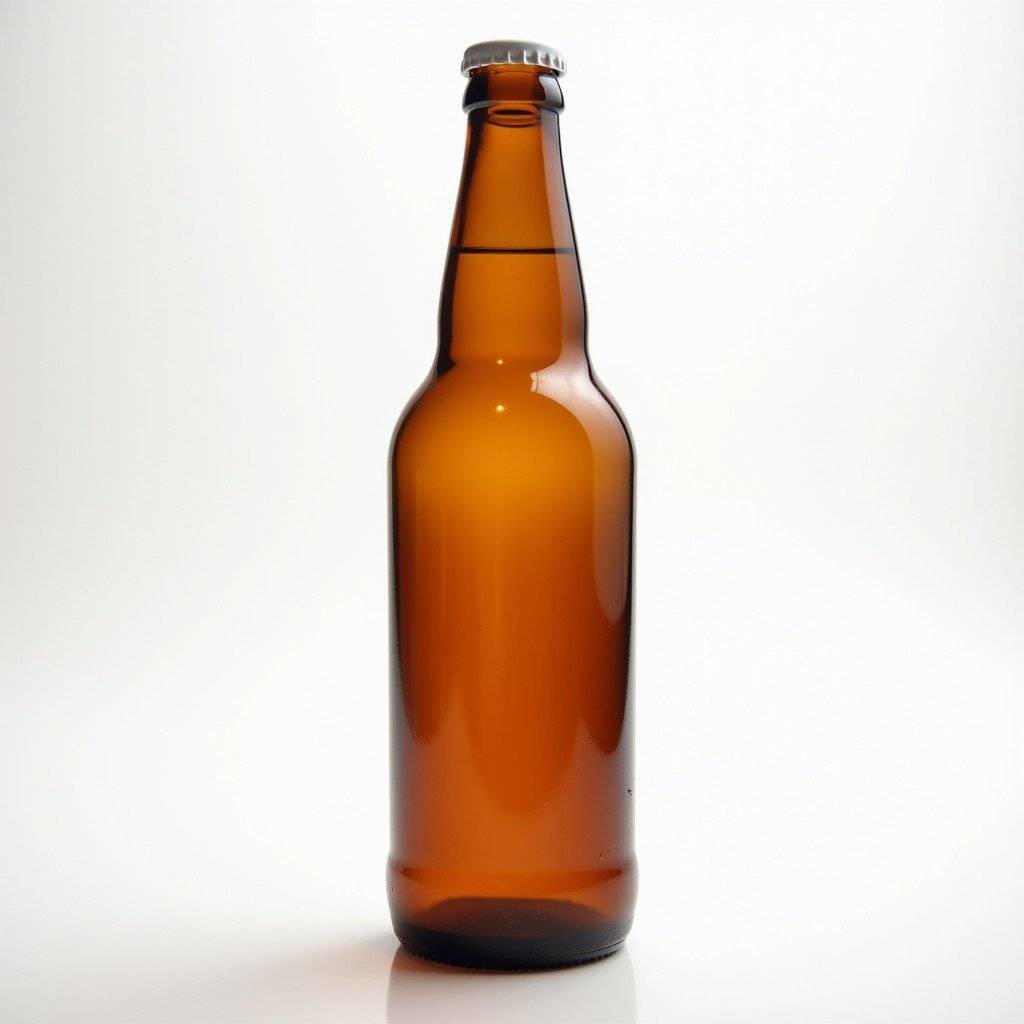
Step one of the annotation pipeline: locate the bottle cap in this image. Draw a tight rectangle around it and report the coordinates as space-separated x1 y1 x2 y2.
461 40 566 77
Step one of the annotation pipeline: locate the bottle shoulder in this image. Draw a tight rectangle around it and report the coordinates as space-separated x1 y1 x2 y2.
390 363 633 468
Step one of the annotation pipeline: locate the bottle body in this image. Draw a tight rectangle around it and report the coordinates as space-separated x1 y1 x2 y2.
387 54 636 969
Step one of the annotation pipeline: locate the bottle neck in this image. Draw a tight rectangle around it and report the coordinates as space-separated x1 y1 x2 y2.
438 68 586 371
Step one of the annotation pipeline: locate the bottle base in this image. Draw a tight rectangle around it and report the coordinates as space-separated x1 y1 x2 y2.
392 895 631 971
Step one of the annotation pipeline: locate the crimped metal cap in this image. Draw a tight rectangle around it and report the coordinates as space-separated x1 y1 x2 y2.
461 40 566 77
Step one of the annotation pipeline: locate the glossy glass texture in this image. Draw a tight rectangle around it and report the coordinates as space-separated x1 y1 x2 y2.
387 64 636 969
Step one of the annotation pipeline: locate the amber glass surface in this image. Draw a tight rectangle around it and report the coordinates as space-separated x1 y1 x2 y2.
387 64 636 969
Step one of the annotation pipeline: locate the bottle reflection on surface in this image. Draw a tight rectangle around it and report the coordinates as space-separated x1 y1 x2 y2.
385 945 637 1024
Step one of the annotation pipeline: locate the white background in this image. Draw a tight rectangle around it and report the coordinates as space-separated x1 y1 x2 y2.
2 2 1022 1021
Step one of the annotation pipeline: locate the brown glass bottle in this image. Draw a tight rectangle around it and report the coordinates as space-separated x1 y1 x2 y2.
387 41 636 969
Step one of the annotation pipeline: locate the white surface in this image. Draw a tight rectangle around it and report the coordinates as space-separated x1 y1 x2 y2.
2 2 1023 1021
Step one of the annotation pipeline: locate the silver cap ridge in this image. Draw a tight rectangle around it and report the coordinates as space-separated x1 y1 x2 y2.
461 40 566 77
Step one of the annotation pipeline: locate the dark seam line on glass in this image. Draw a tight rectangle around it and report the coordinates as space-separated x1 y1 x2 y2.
451 246 576 255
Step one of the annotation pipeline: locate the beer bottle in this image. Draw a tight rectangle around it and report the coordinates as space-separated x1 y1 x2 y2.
387 40 637 969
